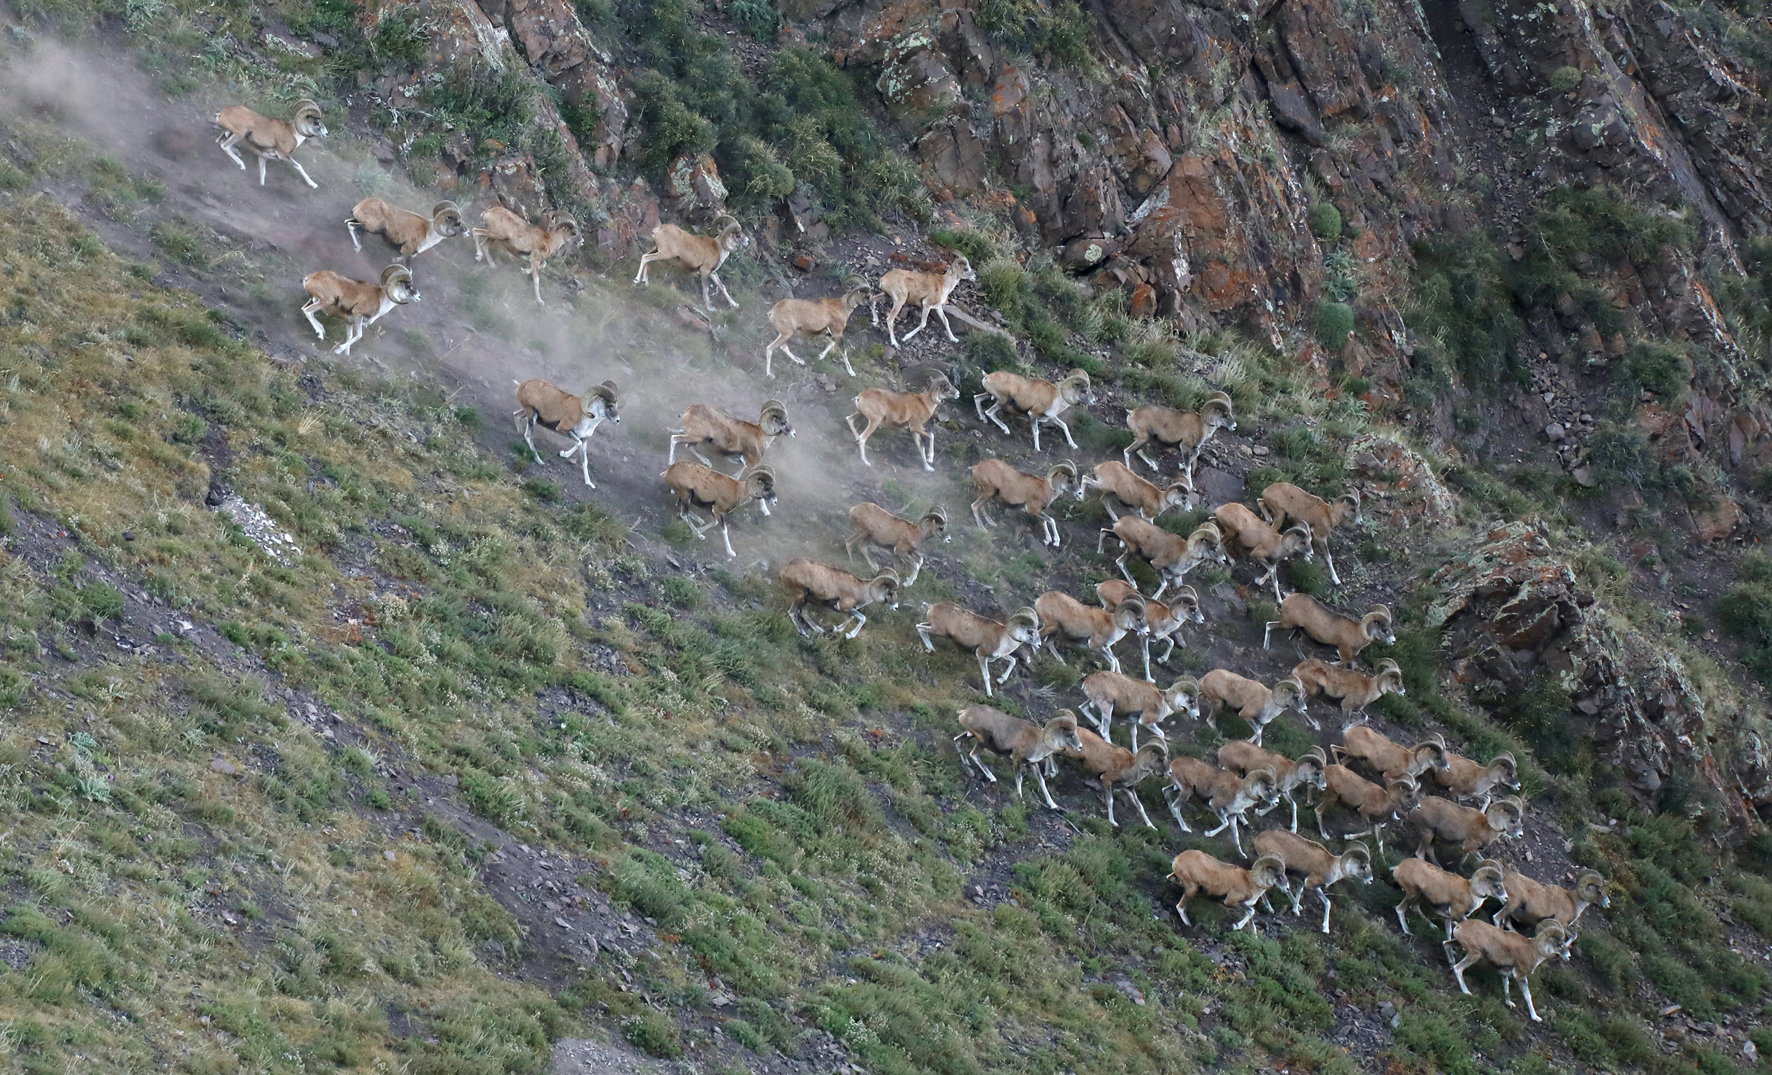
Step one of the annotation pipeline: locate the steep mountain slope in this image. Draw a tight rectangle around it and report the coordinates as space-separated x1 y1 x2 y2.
1 1 1772 1074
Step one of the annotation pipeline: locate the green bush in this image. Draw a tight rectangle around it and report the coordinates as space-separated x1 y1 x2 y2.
964 331 1020 373
728 0 777 40
1620 340 1692 400
622 1009 684 1058
1550 66 1583 92
1307 203 1343 243
1315 301 1355 347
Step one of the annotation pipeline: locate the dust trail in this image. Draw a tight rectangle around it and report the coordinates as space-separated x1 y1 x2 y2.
0 40 984 577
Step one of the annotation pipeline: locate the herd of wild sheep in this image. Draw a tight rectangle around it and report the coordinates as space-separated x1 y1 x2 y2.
220 99 1606 1023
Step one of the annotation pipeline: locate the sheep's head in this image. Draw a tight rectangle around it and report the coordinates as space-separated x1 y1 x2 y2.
927 373 960 402
950 253 975 282
1363 605 1395 644
1112 594 1148 634
1534 922 1572 961
1413 737 1451 773
746 465 778 507
1166 676 1202 719
1296 745 1329 789
1202 391 1236 431
1375 659 1405 697
432 201 465 237
1471 860 1508 902
1172 585 1205 624
920 505 950 543
552 214 584 248
1338 841 1374 883
1135 738 1170 772
869 570 902 609
1386 774 1420 811
1189 522 1227 560
292 99 326 138
759 400 793 438
1244 766 1280 806
1159 482 1193 515
1281 523 1314 558
1488 796 1526 839
1045 711 1084 754
589 380 619 422
380 264 416 304
1272 675 1309 714
1049 461 1082 500
714 214 748 249
1488 751 1520 789
1249 854 1288 890
1007 606 1042 646
1061 369 1096 405
1574 870 1610 909
1338 488 1363 525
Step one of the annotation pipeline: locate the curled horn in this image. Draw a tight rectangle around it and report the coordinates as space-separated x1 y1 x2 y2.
1490 751 1518 780
1050 460 1078 482
1203 391 1234 413
1494 795 1526 820
1250 854 1288 887
1170 674 1201 696
381 263 413 287
293 98 322 118
713 213 741 233
1341 840 1371 865
1115 593 1147 619
1368 604 1394 626
554 214 581 235
841 273 870 292
1300 744 1329 768
1574 870 1609 904
1375 658 1402 675
590 380 618 404
1273 675 1307 706
433 200 464 231
747 464 777 493
874 567 901 587
760 398 788 418
922 504 949 526
1472 858 1506 882
1247 766 1279 792
1007 606 1041 632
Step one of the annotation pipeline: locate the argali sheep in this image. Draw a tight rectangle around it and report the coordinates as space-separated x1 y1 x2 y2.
845 374 959 471
952 706 1082 809
916 603 1041 697
763 278 872 377
876 254 975 346
1034 591 1145 674
346 199 464 262
974 369 1095 452
1218 741 1327 833
1316 764 1418 854
1213 502 1314 604
214 98 325 188
846 503 948 585
1494 869 1610 933
634 215 748 311
300 264 416 356
1252 830 1373 933
1097 580 1202 681
1334 726 1449 783
1082 461 1192 522
1259 482 1362 585
1060 728 1168 828
1124 391 1235 485
668 400 793 476
1409 796 1525 866
1292 658 1405 727
1393 857 1508 940
473 207 582 304
778 559 899 640
1168 850 1288 934
1434 748 1521 811
512 379 619 487
972 460 1082 548
1099 518 1226 599
1446 921 1571 1022
1197 669 1309 745
1264 595 1394 666
661 462 777 559
1164 757 1277 856
1079 671 1200 748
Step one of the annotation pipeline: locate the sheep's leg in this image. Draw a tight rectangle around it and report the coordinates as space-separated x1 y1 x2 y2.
1041 512 1061 548
681 510 714 539
1287 794 1299 833
1315 803 1332 842
1140 636 1153 683
1097 529 1114 554
1395 896 1413 935
529 254 546 304
1519 975 1541 1022
572 436 594 488
257 154 268 186
1450 954 1477 995
1050 414 1077 450
301 300 327 340
902 553 922 586
710 270 739 310
1319 891 1333 934
1115 552 1138 587
885 299 907 346
976 653 996 697
969 745 998 784
1175 896 1193 927
916 428 936 472
521 417 544 464
347 219 362 252
1151 574 1170 601
1102 783 1117 827
1262 619 1280 649
1370 822 1385 857
971 497 994 529
1136 447 1161 472
1030 415 1042 453
935 304 958 343
1165 789 1193 832
1324 543 1341 585
854 419 881 467
1158 636 1178 662
839 345 855 377
288 157 317 189
333 317 361 356
1231 900 1256 932
633 250 657 284
1127 788 1156 830
219 134 247 169
720 520 736 560
994 654 1017 685
902 302 933 342
1031 762 1061 811
983 399 1012 436
973 392 991 423
1102 497 1122 522
842 610 867 640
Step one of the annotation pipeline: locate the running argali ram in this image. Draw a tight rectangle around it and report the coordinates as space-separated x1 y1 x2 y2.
1096 579 1201 681
1034 591 1146 674
300 264 416 357
1164 757 1277 856
634 214 749 311
846 504 948 585
1252 830 1373 933
1123 390 1235 485
1100 517 1226 599
1392 857 1508 940
1258 482 1362 585
661 462 777 559
777 559 899 640
214 98 326 188
1447 920 1571 1022
875 253 975 347
1316 764 1419 854
763 277 872 377
1168 850 1288 934
1078 670 1200 748
1197 669 1307 745
1292 657 1406 726
1434 747 1521 810
1493 868 1610 932
472 207 582 304
1334 725 1449 783
846 374 960 471
1212 502 1314 604
952 706 1082 810
974 368 1096 451
1264 594 1394 666
513 379 619 488
1217 741 1327 833
347 198 464 262
668 400 792 476
1408 795 1525 865
1082 461 1192 522
971 460 1083 548
1060 728 1168 828
915 603 1041 697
